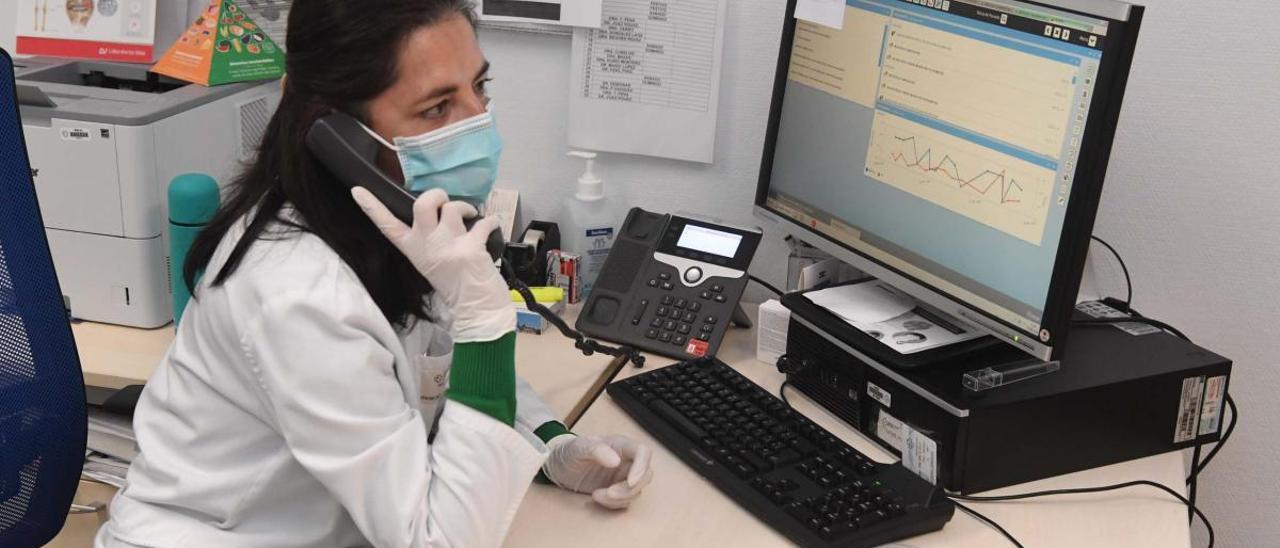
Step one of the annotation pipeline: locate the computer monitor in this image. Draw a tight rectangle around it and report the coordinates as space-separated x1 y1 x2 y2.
755 0 1143 361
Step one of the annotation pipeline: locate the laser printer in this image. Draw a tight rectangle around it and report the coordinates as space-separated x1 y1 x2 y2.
15 57 280 328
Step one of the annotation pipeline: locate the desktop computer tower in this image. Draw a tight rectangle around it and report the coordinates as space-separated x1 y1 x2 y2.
780 292 1232 494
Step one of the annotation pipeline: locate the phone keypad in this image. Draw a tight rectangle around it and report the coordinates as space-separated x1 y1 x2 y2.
634 266 735 354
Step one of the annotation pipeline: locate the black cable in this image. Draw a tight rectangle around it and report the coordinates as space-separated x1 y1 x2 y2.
779 380 793 407
501 262 646 368
749 274 785 298
1090 235 1133 311
1191 395 1237 478
1074 316 1190 342
952 480 1214 548
1188 443 1201 523
952 501 1024 548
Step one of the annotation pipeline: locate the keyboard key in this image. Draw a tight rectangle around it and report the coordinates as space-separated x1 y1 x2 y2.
711 284 724 293
855 509 889 528
678 324 692 335
820 521 857 540
659 332 672 343
700 291 713 299
661 295 674 306
705 315 718 324
661 281 674 291
664 320 678 331
631 299 649 326
651 318 664 328
688 301 702 312
767 449 802 468
674 335 687 345
649 399 707 439
656 306 669 317
659 272 672 281
674 298 688 309
715 294 728 303
684 312 697 323
647 279 659 287
645 329 659 339
739 451 771 472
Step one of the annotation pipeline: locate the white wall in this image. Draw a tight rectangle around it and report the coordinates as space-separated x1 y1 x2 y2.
2 0 1275 544
479 1 1280 546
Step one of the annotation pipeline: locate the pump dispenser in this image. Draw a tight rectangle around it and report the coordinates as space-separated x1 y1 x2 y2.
569 151 604 201
562 150 618 297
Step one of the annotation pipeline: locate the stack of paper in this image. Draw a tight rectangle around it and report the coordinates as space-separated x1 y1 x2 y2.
806 282 916 325
805 281 983 355
83 451 130 488
87 407 138 463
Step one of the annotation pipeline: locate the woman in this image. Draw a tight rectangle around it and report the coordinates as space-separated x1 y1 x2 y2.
96 1 653 546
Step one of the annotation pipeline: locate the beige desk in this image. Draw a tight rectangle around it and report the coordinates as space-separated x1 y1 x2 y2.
506 305 1193 548
58 306 1192 548
68 310 618 420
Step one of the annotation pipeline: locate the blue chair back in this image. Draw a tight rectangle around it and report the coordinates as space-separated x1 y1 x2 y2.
0 49 88 547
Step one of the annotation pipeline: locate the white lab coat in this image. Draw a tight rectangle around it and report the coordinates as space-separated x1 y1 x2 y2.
96 209 559 548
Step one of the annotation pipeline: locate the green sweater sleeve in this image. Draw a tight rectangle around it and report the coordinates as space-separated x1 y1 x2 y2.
447 332 517 425
533 421 573 484
534 421 572 444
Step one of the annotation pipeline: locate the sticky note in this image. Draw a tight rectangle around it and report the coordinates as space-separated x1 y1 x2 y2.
795 0 846 30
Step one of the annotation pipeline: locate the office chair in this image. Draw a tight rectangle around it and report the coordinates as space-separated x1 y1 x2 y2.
0 49 89 547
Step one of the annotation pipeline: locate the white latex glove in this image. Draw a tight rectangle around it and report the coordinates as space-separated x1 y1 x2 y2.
543 434 654 510
352 187 515 343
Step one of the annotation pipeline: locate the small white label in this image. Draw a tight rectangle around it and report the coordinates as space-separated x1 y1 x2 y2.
794 0 845 30
904 428 938 485
60 128 92 141
867 381 891 408
1198 376 1227 437
875 410 907 452
1174 376 1205 443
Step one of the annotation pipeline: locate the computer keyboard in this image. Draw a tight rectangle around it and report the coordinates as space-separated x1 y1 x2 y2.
607 358 954 547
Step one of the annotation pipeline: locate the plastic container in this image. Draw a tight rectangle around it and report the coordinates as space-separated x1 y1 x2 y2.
561 151 618 297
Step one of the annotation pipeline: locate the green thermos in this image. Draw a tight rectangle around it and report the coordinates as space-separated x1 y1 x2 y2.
168 174 220 325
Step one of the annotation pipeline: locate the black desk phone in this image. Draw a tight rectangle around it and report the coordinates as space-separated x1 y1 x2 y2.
577 208 763 360
305 112 505 261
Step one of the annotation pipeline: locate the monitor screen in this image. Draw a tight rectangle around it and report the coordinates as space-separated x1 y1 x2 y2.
758 0 1141 359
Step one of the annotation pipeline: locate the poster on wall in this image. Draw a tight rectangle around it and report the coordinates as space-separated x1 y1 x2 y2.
235 0 290 51
13 0 180 63
152 0 285 86
567 0 728 163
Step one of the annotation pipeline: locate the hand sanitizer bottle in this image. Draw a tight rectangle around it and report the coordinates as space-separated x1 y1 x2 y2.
563 150 617 297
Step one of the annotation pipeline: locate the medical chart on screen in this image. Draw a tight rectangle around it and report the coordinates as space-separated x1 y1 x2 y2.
567 0 727 164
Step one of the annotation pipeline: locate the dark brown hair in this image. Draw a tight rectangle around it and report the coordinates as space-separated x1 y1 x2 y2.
185 0 477 327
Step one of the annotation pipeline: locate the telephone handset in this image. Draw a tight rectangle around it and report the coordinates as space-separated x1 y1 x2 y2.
307 111 649 374
305 112 506 261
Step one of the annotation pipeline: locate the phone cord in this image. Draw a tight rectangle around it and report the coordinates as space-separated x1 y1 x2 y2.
501 262 647 369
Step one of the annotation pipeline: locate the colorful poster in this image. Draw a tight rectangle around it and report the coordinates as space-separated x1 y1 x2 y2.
14 0 166 63
152 0 284 86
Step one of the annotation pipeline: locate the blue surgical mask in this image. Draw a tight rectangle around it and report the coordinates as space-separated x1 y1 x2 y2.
361 108 503 206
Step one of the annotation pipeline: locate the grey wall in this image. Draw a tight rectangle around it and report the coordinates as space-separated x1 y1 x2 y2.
4 0 1277 544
